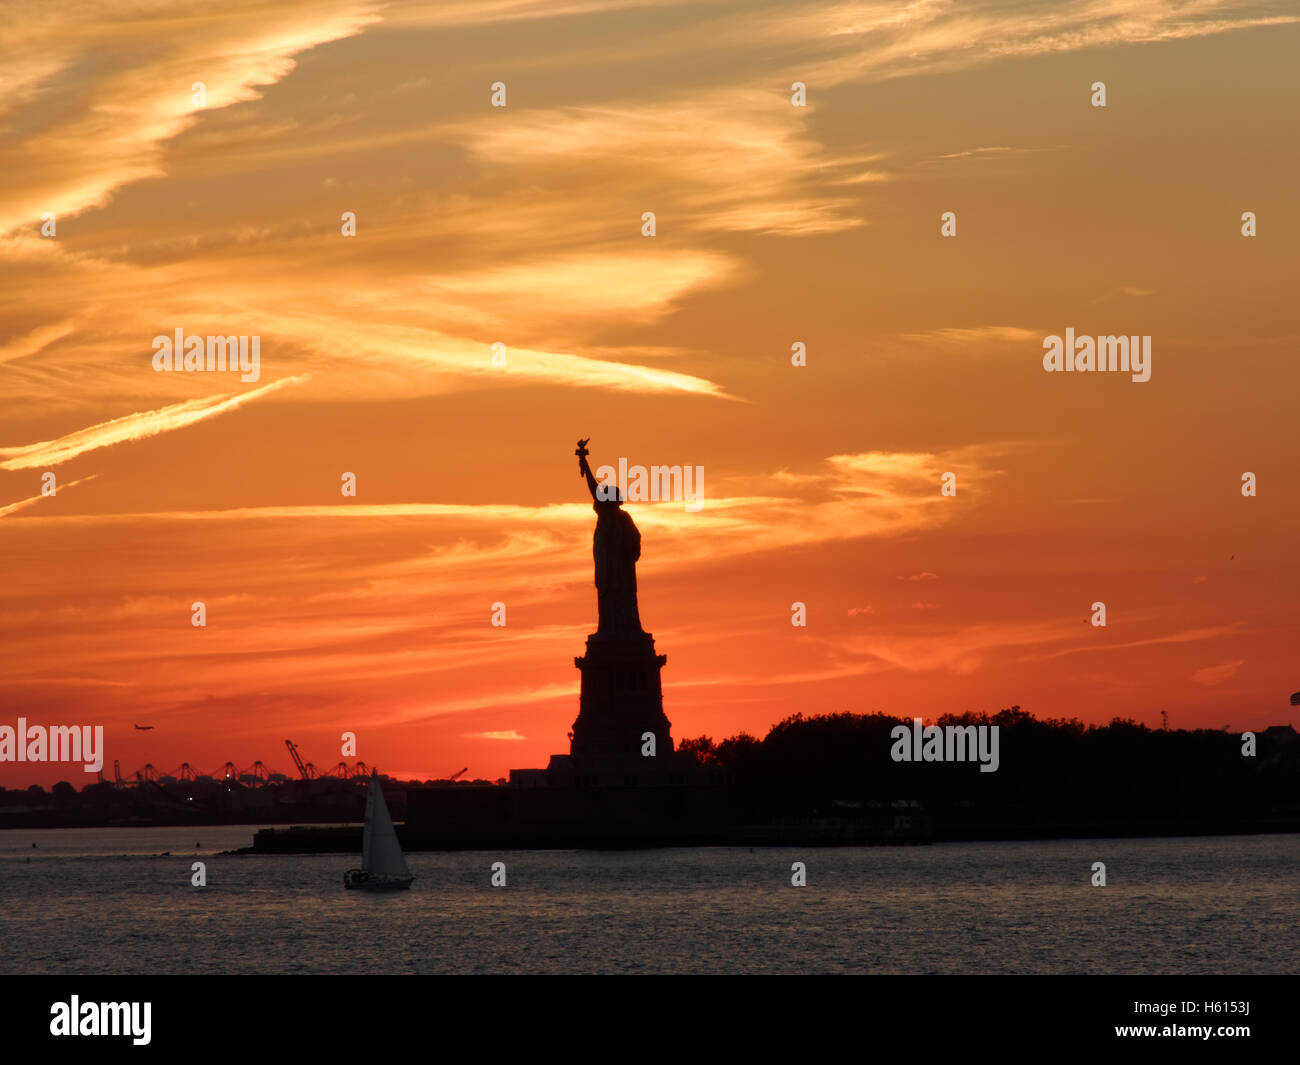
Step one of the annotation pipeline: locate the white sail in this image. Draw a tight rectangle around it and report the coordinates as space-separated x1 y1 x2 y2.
361 775 411 878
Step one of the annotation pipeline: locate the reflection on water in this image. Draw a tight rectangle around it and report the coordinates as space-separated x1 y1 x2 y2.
1 828 1295 974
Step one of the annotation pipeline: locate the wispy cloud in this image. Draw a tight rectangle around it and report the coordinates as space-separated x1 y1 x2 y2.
1042 624 1246 660
0 1 380 237
902 325 1038 346
935 146 1053 161
754 0 1300 88
0 321 75 366
1191 659 1244 686
0 376 306 469
0 474 97 517
1093 285 1157 303
446 88 869 238
383 0 676 28
915 145 1067 168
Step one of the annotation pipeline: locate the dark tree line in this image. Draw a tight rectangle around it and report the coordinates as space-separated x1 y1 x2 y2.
679 708 1300 833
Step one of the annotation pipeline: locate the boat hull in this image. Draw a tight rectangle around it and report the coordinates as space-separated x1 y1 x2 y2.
343 869 414 891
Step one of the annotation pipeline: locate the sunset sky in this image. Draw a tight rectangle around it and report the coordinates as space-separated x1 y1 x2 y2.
2 0 1297 787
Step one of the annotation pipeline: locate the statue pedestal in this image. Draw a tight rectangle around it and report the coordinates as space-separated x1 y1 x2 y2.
571 632 672 759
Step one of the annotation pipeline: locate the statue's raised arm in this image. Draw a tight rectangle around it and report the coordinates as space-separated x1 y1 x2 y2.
575 438 601 501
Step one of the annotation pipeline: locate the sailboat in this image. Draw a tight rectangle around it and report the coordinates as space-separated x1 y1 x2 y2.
343 772 414 891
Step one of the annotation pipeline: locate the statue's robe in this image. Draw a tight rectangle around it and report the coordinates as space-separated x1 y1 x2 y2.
592 499 643 636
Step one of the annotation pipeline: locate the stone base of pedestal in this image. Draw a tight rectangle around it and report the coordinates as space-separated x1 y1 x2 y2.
571 631 672 759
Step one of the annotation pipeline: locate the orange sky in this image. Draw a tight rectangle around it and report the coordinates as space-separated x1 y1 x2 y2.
2 0 1298 786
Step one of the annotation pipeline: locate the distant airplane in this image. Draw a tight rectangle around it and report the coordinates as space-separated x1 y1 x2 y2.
133 724 154 731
